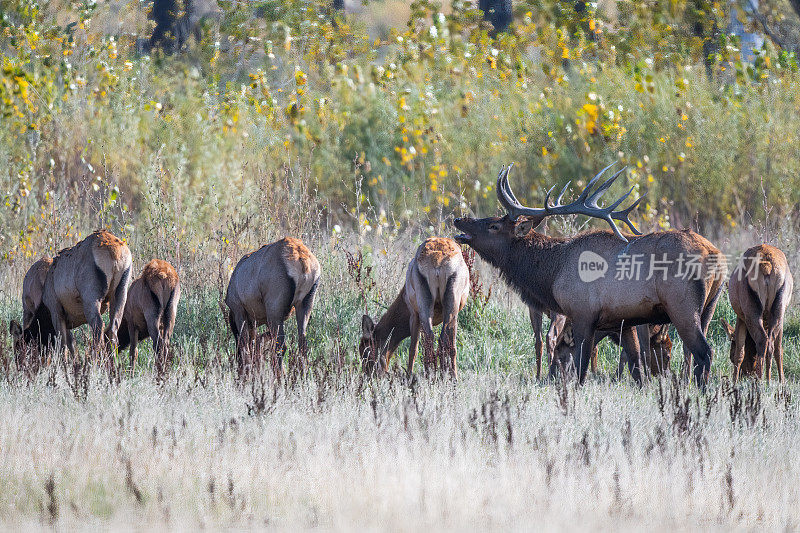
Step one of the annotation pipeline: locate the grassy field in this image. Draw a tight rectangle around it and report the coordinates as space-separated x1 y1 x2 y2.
1 234 800 529
4 0 800 528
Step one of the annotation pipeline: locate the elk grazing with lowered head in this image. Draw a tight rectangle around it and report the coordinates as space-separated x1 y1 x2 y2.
42 230 132 358
550 318 673 381
722 244 792 383
117 259 181 372
360 237 470 378
453 164 725 386
9 257 57 364
225 237 320 375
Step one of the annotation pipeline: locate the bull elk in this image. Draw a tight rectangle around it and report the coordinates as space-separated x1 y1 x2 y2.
550 319 673 381
42 230 132 358
722 244 792 383
9 257 57 363
225 237 321 374
117 259 181 371
360 237 469 378
453 164 725 386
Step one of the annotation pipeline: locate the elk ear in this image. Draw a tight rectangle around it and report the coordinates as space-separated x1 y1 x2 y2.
361 315 375 338
721 319 735 339
513 217 541 238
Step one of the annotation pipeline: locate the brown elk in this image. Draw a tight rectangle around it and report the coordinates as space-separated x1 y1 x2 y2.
225 237 320 374
453 164 725 386
722 244 792 383
117 259 181 371
360 237 470 378
550 319 673 380
9 257 57 363
42 230 132 358
528 308 567 379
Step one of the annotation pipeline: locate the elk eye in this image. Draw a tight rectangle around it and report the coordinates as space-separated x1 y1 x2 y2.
489 223 502 232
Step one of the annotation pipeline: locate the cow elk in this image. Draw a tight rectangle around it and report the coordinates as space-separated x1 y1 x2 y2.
42 230 132 358
225 237 321 375
118 259 181 372
9 257 56 365
360 237 470 378
550 319 673 381
453 164 725 387
723 244 792 383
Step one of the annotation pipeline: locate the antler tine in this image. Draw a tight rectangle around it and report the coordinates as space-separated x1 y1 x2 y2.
586 167 626 208
603 182 635 212
603 214 629 242
554 182 571 207
502 164 524 207
496 166 514 212
543 185 557 210
574 162 617 204
610 194 645 235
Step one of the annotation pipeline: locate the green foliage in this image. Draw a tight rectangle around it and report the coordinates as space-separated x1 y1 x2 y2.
1 0 800 260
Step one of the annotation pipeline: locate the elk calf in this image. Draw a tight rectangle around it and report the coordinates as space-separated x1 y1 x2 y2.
550 320 672 381
724 244 792 383
42 230 132 358
118 259 180 371
9 257 56 363
225 237 321 374
360 237 469 378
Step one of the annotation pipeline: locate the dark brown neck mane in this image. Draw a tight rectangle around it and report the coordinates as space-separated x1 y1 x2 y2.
479 231 568 315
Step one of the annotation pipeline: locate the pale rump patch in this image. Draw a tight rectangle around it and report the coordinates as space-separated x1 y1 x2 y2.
93 230 127 261
281 237 317 275
754 246 780 277
142 259 179 289
418 237 461 268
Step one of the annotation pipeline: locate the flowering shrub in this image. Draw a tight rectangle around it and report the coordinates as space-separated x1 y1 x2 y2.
1 0 799 260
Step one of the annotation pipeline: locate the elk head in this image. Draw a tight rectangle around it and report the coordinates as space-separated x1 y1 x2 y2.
454 163 643 257
359 315 386 375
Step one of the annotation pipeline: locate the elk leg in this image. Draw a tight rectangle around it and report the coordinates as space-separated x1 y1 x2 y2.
672 316 713 388
82 298 105 356
239 319 255 377
571 323 597 385
129 327 139 372
145 309 165 373
742 313 769 380
440 299 458 380
105 265 131 347
774 321 785 384
415 273 436 375
49 302 74 360
407 313 421 376
528 307 543 379
546 314 567 380
621 327 643 386
616 345 627 381
271 322 287 377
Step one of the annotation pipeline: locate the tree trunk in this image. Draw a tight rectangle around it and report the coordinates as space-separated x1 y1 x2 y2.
479 0 512 35
148 0 206 53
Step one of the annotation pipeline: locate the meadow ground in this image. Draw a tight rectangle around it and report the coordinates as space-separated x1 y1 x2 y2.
1 237 800 530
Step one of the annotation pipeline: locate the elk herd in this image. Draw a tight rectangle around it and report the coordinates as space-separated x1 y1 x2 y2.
7 165 795 387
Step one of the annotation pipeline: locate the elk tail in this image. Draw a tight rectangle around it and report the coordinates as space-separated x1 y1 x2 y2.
161 285 178 337
701 275 724 335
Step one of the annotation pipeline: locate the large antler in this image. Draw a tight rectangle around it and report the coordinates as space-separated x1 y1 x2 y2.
496 163 644 242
